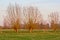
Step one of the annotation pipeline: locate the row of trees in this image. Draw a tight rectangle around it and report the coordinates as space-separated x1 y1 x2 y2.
3 3 60 32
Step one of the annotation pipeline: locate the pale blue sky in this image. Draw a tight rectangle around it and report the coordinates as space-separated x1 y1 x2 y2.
0 0 60 26
0 0 60 8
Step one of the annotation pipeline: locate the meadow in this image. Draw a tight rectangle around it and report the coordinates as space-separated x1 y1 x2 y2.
0 29 60 40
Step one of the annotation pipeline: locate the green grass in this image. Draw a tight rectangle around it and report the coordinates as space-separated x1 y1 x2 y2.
0 29 60 40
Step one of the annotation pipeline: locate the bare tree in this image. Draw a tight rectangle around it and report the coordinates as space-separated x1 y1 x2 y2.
48 12 59 31
4 16 10 29
5 3 21 32
23 6 42 32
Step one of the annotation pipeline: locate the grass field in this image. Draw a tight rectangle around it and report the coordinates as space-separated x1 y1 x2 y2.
0 29 60 40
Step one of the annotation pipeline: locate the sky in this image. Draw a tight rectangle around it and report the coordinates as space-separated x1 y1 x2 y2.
0 0 60 26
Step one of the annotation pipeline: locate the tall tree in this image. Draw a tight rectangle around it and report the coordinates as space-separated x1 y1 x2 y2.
5 3 21 32
23 6 42 32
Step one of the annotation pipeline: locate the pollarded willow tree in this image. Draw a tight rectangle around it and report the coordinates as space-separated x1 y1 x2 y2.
23 6 42 32
48 12 59 31
5 3 21 32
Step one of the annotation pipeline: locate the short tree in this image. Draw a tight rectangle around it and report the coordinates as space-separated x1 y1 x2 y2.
48 12 59 31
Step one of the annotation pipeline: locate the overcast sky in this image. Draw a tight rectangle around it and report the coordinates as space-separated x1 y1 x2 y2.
0 0 60 26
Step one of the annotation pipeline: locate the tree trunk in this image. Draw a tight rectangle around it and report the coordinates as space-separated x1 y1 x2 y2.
29 28 32 33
